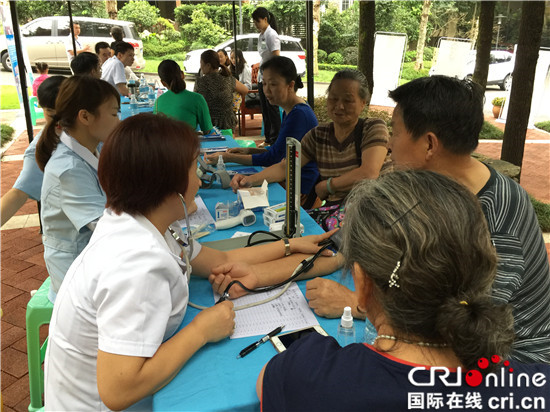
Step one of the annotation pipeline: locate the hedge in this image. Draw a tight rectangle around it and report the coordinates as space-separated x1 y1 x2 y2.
318 63 356 71
1 124 15 147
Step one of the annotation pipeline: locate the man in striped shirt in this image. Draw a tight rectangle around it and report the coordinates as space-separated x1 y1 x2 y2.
307 75 550 364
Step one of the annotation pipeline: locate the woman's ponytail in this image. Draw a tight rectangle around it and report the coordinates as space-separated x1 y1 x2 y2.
36 116 61 171
268 11 278 33
436 297 515 372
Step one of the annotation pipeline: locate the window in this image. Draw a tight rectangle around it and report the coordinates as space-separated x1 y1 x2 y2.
236 38 251 52
281 40 303 52
93 22 112 37
24 20 52 37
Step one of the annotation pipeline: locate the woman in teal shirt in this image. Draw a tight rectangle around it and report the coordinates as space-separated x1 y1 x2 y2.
154 59 213 133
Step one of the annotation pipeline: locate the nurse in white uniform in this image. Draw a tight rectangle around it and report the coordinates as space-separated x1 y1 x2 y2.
45 113 340 411
35 76 121 303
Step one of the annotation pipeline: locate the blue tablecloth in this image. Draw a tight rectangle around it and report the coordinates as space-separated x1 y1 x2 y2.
152 136 354 411
119 98 154 120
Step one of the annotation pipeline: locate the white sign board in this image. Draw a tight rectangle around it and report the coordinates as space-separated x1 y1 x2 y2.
499 47 550 128
371 32 407 107
431 38 473 78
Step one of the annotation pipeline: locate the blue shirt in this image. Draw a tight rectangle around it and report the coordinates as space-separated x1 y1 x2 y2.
41 134 105 302
252 103 319 195
13 130 44 200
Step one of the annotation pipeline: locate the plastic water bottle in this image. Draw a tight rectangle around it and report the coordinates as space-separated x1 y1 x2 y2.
139 73 148 96
147 85 156 107
217 155 226 171
130 95 138 116
337 306 356 347
364 320 377 345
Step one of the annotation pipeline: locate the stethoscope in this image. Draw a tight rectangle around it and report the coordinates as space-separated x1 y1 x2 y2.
168 192 336 311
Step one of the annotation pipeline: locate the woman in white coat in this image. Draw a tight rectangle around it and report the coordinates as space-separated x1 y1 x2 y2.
44 113 340 411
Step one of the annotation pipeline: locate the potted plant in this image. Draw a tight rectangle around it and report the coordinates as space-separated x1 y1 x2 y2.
492 97 506 118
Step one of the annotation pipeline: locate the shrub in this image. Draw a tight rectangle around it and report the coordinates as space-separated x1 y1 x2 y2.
143 38 186 58
1 124 15 147
118 1 160 33
318 49 327 64
479 121 504 140
404 50 416 63
534 121 550 133
492 97 506 106
152 17 181 42
423 47 434 62
180 10 228 50
327 52 344 65
530 195 550 232
318 63 356 71
400 62 429 81
342 46 358 65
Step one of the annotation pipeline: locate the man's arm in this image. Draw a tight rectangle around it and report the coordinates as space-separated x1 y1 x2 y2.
316 146 388 200
116 83 130 97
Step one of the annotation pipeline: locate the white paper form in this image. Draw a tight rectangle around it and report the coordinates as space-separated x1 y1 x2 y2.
179 196 215 228
215 283 319 339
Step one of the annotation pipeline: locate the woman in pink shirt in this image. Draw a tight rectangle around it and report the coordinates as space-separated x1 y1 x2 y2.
32 62 49 96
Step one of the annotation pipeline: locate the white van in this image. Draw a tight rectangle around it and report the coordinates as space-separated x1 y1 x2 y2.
1 16 145 71
184 34 306 77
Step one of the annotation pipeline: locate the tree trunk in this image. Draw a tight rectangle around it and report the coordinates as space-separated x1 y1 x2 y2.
415 0 431 71
501 1 546 171
313 0 320 76
358 0 375 96
105 0 117 20
472 1 495 90
470 2 479 47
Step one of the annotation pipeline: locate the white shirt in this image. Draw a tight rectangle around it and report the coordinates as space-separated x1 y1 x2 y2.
101 56 127 91
65 34 82 62
257 25 280 82
44 210 201 411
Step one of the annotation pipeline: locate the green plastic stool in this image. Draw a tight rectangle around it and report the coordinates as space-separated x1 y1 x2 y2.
236 139 256 148
220 128 233 137
29 96 45 127
26 277 53 412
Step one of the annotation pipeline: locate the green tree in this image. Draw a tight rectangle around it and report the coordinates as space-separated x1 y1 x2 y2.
415 0 432 70
16 1 107 23
118 0 160 33
181 9 228 50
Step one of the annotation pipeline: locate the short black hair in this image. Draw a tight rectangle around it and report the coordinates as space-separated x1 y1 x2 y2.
70 52 99 76
37 76 66 109
388 76 484 155
95 41 110 55
113 41 133 56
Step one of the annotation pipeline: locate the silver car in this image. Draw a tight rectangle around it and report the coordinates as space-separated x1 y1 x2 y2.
184 34 306 77
1 16 146 71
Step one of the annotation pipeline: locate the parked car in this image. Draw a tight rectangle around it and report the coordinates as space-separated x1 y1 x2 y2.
1 16 145 72
429 50 514 91
463 50 514 90
184 34 306 77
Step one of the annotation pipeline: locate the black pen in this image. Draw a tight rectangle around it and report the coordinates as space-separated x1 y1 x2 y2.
237 325 285 359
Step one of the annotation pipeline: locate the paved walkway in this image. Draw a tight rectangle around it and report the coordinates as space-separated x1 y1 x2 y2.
1 111 548 412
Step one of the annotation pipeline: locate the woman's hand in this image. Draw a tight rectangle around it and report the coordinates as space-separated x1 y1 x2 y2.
315 179 330 201
227 147 250 155
305 278 359 318
288 229 338 256
230 174 253 193
190 300 235 343
204 152 223 165
208 262 259 299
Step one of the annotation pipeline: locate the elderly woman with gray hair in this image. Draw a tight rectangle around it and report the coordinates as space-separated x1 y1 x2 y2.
230 69 390 230
257 170 550 411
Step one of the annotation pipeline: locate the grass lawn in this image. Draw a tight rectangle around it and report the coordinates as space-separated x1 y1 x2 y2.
134 58 164 74
1 85 21 110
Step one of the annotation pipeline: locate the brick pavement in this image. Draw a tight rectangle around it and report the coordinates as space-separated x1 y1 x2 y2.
0 112 548 411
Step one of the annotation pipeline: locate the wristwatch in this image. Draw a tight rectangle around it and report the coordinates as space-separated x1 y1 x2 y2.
283 238 291 256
